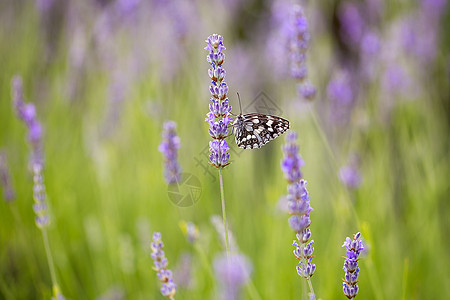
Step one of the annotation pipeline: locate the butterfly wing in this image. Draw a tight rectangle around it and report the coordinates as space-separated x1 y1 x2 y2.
234 113 290 149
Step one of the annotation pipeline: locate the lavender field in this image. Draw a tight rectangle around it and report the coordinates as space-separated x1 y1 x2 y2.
0 0 449 299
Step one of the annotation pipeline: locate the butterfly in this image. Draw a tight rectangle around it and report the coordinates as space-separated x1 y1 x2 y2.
231 94 290 149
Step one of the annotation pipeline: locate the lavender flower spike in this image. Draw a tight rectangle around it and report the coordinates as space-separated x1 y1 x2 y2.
214 252 252 300
151 232 177 300
12 75 49 228
205 34 232 168
342 232 364 299
12 75 43 167
158 121 181 184
281 132 316 295
12 75 63 299
289 5 316 100
281 131 305 183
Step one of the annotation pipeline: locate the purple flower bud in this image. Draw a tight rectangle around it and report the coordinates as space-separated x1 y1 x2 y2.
281 132 305 183
12 76 50 229
150 232 177 299
12 75 44 166
158 121 182 184
339 2 365 47
342 232 363 299
297 82 317 100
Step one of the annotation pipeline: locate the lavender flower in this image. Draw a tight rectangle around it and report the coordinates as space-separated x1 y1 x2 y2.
213 252 252 300
281 132 316 290
339 154 362 189
338 2 365 47
179 221 199 244
290 181 315 279
281 131 304 183
339 166 362 189
327 70 355 125
12 75 43 167
342 232 364 299
158 121 181 184
289 5 316 100
12 75 63 299
32 164 50 229
205 34 232 168
0 151 15 202
150 232 177 299
12 75 49 228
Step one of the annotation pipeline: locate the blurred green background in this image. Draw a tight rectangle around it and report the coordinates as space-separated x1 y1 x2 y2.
0 0 449 299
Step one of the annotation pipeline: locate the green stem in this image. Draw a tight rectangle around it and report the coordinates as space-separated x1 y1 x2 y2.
218 167 230 256
41 228 59 293
306 278 315 298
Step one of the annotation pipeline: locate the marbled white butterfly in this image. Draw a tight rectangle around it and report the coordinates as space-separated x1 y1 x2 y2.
232 94 290 149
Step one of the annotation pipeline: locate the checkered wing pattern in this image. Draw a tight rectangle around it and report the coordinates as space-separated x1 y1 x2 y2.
233 113 290 149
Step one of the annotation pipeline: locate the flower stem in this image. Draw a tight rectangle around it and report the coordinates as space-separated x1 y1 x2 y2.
218 167 230 256
41 228 59 294
306 278 315 298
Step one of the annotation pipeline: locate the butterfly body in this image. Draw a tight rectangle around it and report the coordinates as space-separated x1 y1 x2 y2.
232 113 290 149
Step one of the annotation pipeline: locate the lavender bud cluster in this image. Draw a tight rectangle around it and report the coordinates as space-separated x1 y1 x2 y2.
158 121 181 184
281 132 315 279
12 75 43 166
289 5 316 100
342 232 364 299
12 75 49 229
32 164 50 228
150 232 177 299
205 34 232 168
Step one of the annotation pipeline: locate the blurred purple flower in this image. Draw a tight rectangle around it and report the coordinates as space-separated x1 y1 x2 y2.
339 165 362 189
0 151 15 202
214 252 252 300
381 63 410 96
158 121 182 184
342 232 364 299
266 1 316 99
12 75 50 229
12 75 44 167
205 34 232 168
35 0 55 14
173 253 193 289
339 154 362 189
327 70 355 125
179 220 199 244
281 131 304 183
150 232 177 300
297 81 317 100
339 2 365 47
288 5 316 99
288 6 310 81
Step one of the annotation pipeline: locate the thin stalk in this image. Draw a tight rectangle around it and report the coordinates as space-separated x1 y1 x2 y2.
306 278 315 298
41 229 59 293
218 168 230 256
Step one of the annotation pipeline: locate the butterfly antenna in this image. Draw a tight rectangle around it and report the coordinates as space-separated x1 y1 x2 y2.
237 92 242 115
